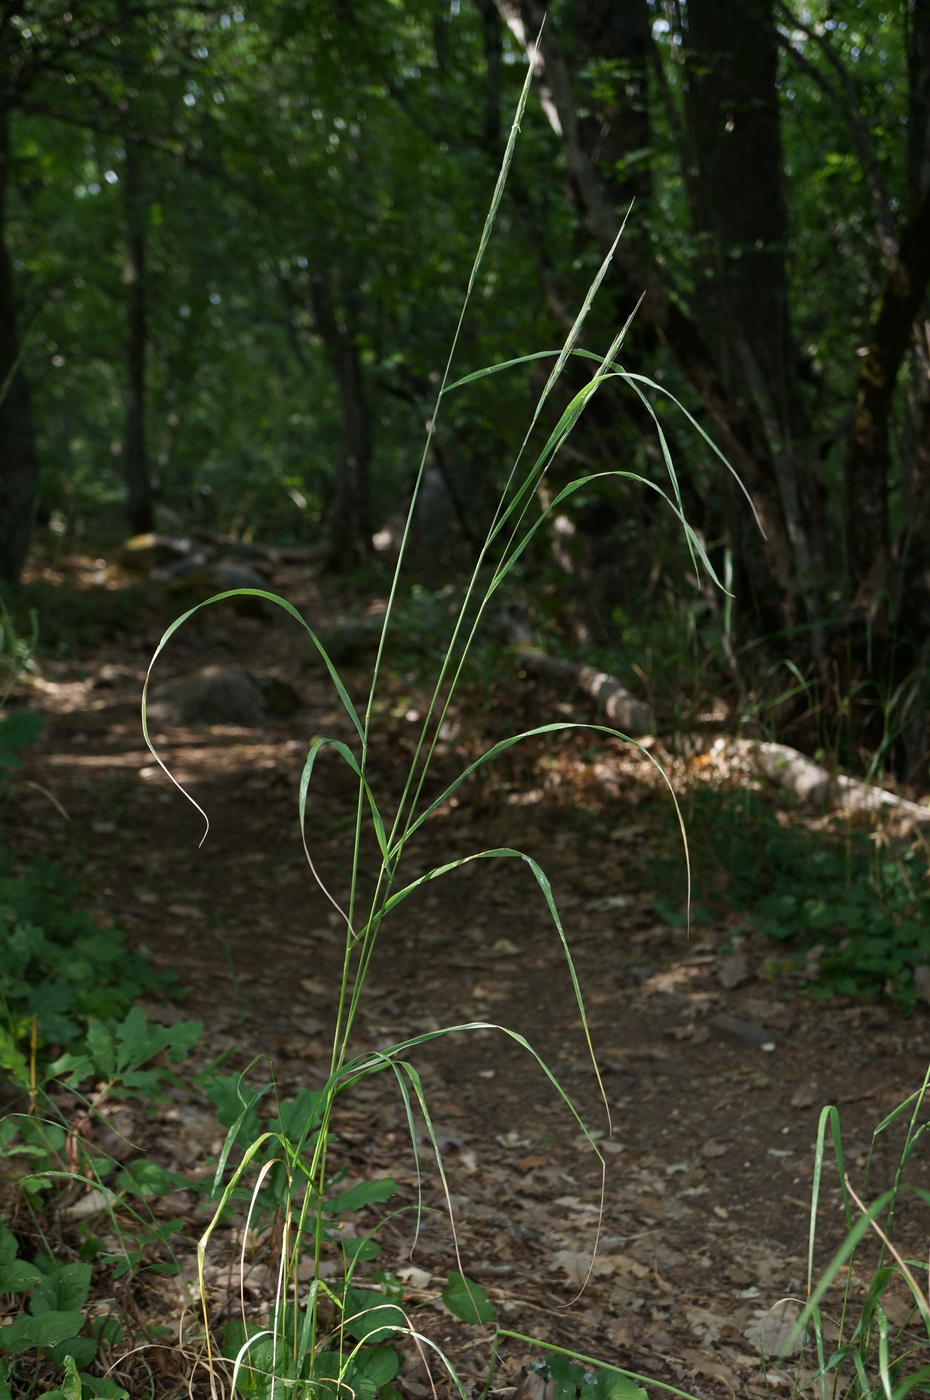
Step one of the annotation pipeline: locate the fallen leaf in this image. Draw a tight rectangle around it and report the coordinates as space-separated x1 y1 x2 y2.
679 1348 741 1392
514 1367 554 1400
514 1153 556 1172
60 1186 118 1219
718 948 750 989
743 1300 805 1358
685 1305 740 1343
602 1254 651 1281
300 978 328 995
552 1249 596 1288
604 1314 641 1348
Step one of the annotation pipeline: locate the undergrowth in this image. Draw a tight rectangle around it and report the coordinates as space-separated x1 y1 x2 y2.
0 579 144 660
660 786 930 1007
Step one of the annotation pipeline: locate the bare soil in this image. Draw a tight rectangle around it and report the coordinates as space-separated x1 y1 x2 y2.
8 561 930 1399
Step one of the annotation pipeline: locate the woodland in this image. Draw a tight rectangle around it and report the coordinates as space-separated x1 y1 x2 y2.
5 3 930 1400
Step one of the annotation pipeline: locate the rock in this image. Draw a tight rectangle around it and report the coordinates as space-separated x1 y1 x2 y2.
160 561 272 617
147 665 300 726
717 947 751 989
708 1013 776 1050
313 623 383 667
118 532 197 573
256 676 302 718
149 551 212 584
209 561 271 590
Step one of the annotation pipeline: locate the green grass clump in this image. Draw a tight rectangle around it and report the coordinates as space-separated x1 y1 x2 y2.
779 1077 930 1400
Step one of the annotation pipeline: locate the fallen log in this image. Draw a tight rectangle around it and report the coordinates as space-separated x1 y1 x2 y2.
518 649 653 735
517 647 930 826
727 738 930 826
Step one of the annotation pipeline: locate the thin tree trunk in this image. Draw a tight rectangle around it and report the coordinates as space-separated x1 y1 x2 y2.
121 109 155 535
116 0 155 537
907 0 930 199
309 275 372 571
0 104 39 583
847 181 930 604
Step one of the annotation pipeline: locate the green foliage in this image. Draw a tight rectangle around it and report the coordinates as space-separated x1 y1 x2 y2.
0 700 205 1400
0 598 38 706
519 1356 647 1400
1 1007 202 1193
674 788 930 1004
52 1006 203 1096
0 956 202 1391
0 581 144 659
0 1225 128 1399
0 713 43 789
223 1320 402 1400
0 855 179 1064
208 1071 407 1397
442 1271 496 1325
781 1084 930 1400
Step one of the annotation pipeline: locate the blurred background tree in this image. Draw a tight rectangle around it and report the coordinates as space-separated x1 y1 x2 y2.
3 0 929 777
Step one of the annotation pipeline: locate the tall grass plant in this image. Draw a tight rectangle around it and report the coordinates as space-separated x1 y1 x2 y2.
137 60 725 1400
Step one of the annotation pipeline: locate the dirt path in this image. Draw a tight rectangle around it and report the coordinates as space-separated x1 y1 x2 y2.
9 569 930 1399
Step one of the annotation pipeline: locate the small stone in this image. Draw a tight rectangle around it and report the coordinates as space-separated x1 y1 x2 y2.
709 1013 776 1050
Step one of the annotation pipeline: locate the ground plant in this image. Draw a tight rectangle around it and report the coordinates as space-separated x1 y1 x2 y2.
780 1080 930 1400
667 787 930 1005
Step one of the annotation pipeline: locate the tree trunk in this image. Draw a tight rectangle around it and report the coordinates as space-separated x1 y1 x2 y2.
571 0 652 212
309 275 372 571
494 0 810 643
120 66 155 536
122 149 154 536
847 181 930 607
0 105 39 584
906 0 930 199
683 0 825 653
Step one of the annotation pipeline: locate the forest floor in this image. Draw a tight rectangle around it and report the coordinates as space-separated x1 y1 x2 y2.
8 557 930 1400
